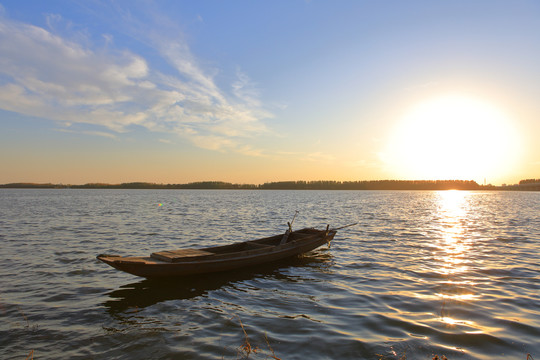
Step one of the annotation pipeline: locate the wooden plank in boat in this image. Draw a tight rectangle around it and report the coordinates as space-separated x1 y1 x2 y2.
116 257 152 264
151 248 214 262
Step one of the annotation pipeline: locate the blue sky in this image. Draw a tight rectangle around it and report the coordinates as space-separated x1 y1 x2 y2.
1 1 539 184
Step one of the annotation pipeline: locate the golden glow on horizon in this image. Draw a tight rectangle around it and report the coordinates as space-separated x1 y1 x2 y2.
384 95 522 182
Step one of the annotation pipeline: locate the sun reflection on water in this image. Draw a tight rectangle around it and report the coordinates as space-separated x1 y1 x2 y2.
429 190 490 335
435 190 471 276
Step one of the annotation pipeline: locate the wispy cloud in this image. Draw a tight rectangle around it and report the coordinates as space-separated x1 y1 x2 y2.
56 128 117 139
304 152 335 162
273 150 335 163
0 8 272 153
404 81 439 92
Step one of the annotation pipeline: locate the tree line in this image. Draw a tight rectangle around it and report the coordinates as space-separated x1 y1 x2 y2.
0 179 491 190
519 179 540 185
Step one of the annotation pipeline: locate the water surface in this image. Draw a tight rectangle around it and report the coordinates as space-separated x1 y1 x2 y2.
1 189 539 359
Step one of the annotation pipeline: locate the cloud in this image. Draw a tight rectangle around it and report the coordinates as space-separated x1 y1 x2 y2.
404 81 439 92
56 128 117 139
233 69 261 108
304 152 335 162
0 10 272 153
272 150 335 163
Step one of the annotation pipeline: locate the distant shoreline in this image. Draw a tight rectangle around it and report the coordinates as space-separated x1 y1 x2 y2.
1 180 539 191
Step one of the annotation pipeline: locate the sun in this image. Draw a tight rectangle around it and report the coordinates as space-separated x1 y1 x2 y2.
383 95 522 183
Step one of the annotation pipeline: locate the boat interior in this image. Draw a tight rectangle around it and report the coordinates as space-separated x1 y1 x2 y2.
149 228 326 262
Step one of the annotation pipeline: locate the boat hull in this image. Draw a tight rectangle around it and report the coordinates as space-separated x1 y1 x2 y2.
97 228 336 278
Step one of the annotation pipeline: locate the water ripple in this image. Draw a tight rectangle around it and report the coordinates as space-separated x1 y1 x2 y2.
1 189 540 359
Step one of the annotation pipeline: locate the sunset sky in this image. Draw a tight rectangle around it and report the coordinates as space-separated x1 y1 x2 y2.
1 1 539 185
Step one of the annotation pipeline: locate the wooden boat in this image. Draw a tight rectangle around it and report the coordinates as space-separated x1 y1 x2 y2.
97 226 338 278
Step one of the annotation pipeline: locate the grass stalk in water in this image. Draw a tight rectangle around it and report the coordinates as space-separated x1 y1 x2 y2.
233 316 281 360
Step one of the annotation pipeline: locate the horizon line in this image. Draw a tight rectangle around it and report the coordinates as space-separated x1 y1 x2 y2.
1 179 486 186
2 179 538 191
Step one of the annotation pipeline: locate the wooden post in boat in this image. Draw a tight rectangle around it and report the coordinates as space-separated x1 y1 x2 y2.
280 222 292 244
280 211 298 244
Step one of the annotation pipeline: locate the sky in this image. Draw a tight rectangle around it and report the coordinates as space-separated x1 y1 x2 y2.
1 0 539 185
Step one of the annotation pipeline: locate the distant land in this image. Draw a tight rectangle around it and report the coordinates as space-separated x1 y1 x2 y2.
2 179 540 191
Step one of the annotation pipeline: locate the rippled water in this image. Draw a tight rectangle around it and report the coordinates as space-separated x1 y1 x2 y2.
1 189 539 359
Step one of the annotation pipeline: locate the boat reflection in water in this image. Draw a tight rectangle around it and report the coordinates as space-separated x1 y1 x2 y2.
103 251 334 316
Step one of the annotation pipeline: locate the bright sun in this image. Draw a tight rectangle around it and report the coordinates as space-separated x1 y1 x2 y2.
383 95 521 183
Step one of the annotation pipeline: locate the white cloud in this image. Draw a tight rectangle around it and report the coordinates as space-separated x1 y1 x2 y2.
233 69 261 107
0 11 272 153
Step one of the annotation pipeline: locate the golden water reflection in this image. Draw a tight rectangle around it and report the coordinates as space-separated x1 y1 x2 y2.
430 191 487 333
435 190 471 276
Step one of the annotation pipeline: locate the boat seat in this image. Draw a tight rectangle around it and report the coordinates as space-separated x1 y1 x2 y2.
151 248 214 262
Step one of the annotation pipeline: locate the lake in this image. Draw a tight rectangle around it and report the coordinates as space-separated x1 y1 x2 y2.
1 189 539 359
